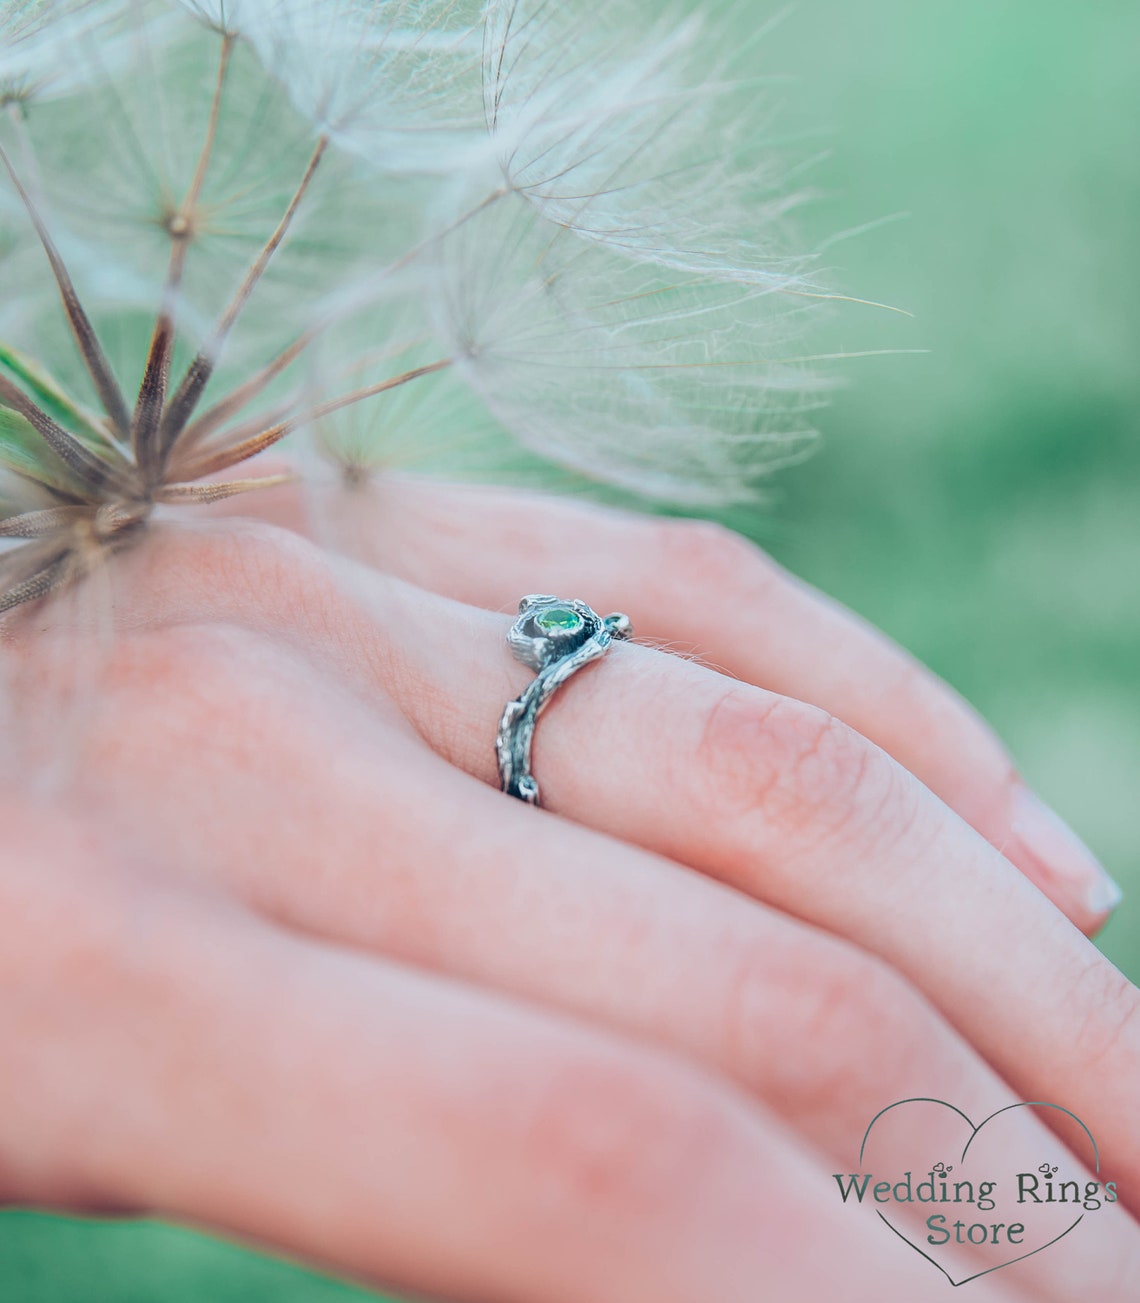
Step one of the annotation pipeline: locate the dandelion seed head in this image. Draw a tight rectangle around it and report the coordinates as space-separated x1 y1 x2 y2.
0 0 403 613
0 0 848 615
5 7 412 399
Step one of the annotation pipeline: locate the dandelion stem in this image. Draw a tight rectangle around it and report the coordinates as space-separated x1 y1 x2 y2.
134 33 236 480
175 359 451 481
160 134 329 455
154 473 294 505
389 187 507 274
185 33 235 217
0 142 132 438
166 29 235 291
178 331 312 452
302 359 453 424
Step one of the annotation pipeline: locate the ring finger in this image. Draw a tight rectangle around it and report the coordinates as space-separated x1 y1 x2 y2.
294 473 1120 935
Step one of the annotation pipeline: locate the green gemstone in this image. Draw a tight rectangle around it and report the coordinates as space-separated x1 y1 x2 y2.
535 606 583 633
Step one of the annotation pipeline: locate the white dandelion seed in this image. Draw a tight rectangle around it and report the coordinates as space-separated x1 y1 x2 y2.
289 0 830 504
430 200 828 505
477 0 812 285
290 0 826 507
0 0 139 109
238 0 491 173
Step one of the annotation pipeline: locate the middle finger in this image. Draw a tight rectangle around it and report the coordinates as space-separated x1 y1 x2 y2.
33 618 1136 1297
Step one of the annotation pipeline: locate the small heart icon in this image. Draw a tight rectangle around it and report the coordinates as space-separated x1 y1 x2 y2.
851 1098 1102 1286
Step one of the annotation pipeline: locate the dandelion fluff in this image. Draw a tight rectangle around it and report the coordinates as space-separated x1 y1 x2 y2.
480 0 811 285
0 0 135 109
3 5 412 407
241 0 491 172
432 202 828 506
172 0 266 37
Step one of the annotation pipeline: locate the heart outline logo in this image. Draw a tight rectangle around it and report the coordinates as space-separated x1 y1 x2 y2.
859 1098 1099 1287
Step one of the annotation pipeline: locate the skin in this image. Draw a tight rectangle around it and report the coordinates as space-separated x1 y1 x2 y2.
0 481 1136 1302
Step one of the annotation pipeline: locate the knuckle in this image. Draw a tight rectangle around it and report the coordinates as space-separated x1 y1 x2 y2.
162 521 387 690
128 518 336 631
695 686 903 855
723 938 929 1119
0 818 178 998
192 518 334 625
521 1049 741 1225
648 517 777 595
0 820 97 983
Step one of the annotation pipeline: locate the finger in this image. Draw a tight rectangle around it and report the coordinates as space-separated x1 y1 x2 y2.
43 617 1138 1299
65 520 1140 1222
30 618 1023 1142
0 807 1029 1303
375 578 1140 1215
299 474 1119 934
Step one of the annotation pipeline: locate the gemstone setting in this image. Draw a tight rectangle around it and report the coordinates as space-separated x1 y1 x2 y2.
535 606 584 633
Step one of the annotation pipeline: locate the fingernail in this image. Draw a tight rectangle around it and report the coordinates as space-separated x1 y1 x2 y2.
1009 786 1123 917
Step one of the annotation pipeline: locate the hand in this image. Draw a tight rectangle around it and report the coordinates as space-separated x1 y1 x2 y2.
0 489 1135 1302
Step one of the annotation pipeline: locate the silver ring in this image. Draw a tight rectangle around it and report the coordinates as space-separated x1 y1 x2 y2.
497 594 632 805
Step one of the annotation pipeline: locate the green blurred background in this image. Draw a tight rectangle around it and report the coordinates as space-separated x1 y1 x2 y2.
3 1 1137 1297
764 0 1140 982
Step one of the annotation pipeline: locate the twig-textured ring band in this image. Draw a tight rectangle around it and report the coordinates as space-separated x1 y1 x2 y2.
497 594 632 805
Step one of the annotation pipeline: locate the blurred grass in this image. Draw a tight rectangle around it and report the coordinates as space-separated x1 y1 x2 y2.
3 1 1137 1298
0 1214 374 1302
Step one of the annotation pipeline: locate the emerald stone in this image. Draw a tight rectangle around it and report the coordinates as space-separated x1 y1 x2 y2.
535 606 583 633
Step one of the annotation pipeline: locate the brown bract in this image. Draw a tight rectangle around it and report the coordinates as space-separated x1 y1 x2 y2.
0 34 446 614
